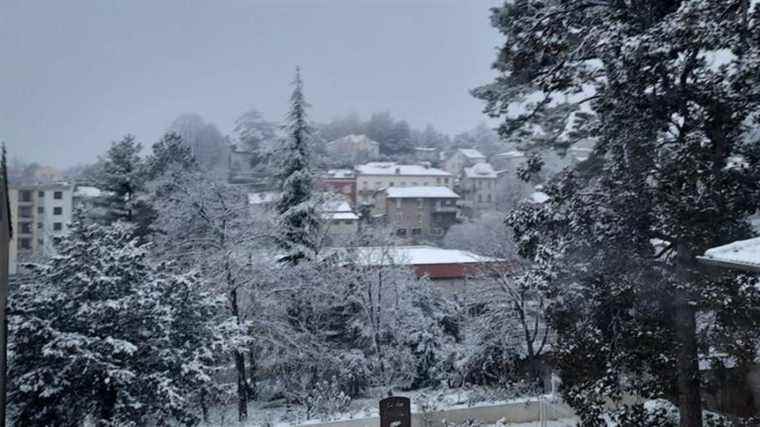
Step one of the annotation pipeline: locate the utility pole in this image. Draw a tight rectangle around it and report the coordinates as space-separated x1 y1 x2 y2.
0 145 11 424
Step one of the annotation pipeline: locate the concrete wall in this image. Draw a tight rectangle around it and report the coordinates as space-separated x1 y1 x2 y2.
297 399 575 427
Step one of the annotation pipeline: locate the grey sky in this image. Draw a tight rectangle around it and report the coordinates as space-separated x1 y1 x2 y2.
1 0 503 168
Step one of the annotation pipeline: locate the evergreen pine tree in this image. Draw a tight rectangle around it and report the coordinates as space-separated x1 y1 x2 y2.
477 1 760 425
92 135 145 223
144 131 197 181
275 67 319 263
8 215 227 425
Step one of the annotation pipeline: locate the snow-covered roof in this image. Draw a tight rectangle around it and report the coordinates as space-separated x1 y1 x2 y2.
385 186 459 199
414 146 438 152
355 162 451 177
324 169 355 179
319 198 359 221
463 163 497 178
527 192 550 204
492 150 525 159
345 245 501 266
458 148 486 159
248 191 280 205
699 237 760 271
326 212 359 221
327 134 379 147
321 199 352 213
73 185 102 198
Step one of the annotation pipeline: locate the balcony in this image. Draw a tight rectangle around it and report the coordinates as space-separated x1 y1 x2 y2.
433 205 458 213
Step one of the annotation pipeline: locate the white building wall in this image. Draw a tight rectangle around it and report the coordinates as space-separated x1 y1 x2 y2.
39 185 73 256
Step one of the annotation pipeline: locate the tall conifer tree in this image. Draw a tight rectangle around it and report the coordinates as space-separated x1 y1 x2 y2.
275 67 319 263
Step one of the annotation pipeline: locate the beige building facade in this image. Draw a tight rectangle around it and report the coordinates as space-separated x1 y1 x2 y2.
355 162 452 205
378 186 460 241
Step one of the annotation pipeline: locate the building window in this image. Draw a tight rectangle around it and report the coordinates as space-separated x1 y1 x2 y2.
444 178 449 184
37 238 44 247
412 228 422 236
38 191 44 198
19 222 32 234
18 238 31 250
389 182 394 186
37 206 44 214
53 222 63 231
37 222 42 229
396 228 407 237
20 191 32 202
487 194 492 202
54 191 63 200
19 206 32 218
53 207 63 215
436 178 441 184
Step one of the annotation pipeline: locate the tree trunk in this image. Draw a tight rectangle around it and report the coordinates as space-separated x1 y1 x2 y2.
229 288 248 421
234 350 249 422
674 296 702 427
248 346 257 401
200 388 209 423
674 243 703 427
97 384 118 426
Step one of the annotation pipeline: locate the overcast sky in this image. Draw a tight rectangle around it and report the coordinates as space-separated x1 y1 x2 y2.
1 0 503 168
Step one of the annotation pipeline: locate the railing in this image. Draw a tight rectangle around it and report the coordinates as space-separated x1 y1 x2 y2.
433 205 458 213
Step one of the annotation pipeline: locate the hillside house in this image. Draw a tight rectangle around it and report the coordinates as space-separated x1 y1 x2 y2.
325 134 380 165
444 148 486 175
355 162 452 205
458 162 498 217
376 186 460 241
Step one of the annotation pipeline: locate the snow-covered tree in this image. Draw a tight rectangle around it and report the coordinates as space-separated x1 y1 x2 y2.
144 131 197 181
479 1 760 425
233 108 278 158
151 167 267 422
169 113 226 171
276 227 457 394
274 67 320 263
90 135 146 223
9 217 227 425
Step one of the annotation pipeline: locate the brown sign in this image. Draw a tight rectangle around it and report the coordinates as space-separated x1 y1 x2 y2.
379 396 411 427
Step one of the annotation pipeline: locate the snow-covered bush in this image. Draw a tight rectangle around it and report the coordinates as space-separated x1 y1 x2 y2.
337 350 373 398
302 377 352 421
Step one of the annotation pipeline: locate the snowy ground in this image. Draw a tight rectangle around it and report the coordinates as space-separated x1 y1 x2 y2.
490 421 577 427
201 387 575 426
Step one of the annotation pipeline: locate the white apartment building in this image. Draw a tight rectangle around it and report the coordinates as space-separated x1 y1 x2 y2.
354 162 452 205
10 182 74 273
